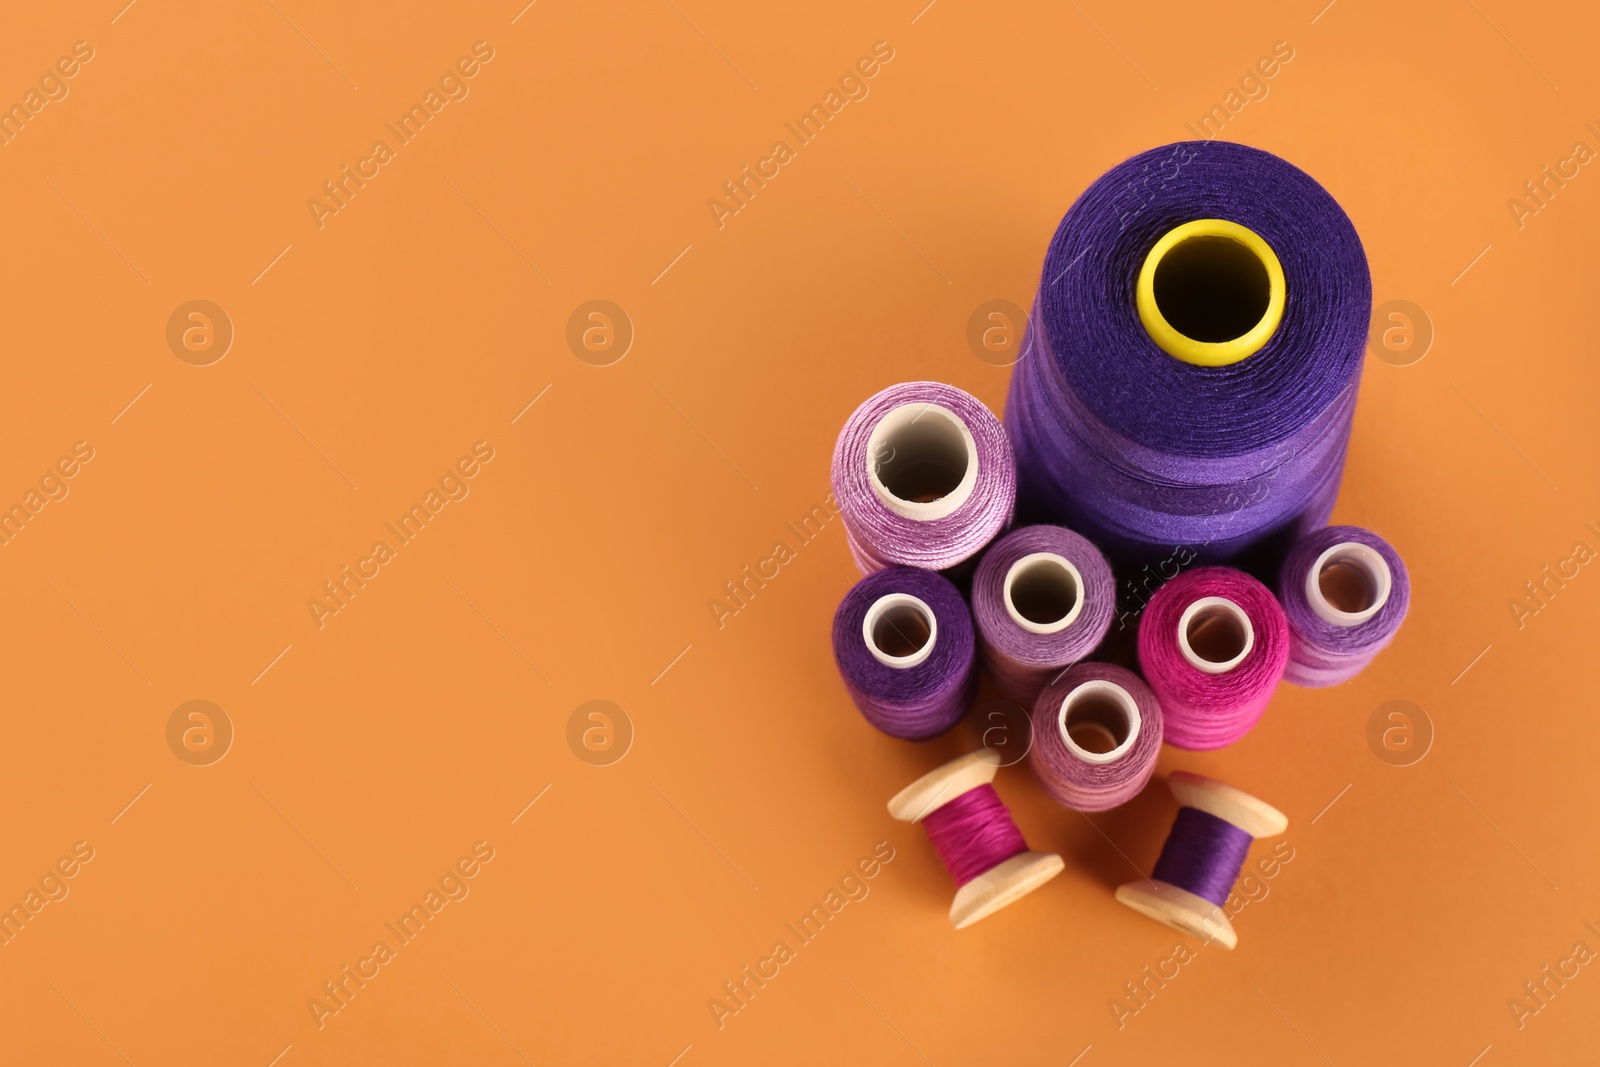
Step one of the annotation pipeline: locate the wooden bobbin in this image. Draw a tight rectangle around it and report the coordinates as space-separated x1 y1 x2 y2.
887 748 1065 930
1114 771 1288 950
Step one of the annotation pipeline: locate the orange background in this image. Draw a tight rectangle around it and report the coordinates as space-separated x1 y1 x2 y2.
0 1 1596 1064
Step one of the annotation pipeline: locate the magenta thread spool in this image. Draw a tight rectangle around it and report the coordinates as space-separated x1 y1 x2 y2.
1028 662 1163 812
887 749 1065 928
831 381 1016 573
832 567 976 740
1115 772 1287 949
1277 525 1409 686
1135 566 1288 750
970 525 1115 705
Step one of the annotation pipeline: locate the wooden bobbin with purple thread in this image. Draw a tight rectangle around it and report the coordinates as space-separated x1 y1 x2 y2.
887 749 1064 929
1115 772 1287 950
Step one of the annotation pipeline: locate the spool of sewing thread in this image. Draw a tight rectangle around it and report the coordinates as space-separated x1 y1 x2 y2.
887 748 1065 928
1028 662 1163 811
1115 771 1287 949
832 566 976 740
970 525 1116 705
1277 525 1409 687
1006 140 1371 565
1136 566 1288 750
831 381 1016 573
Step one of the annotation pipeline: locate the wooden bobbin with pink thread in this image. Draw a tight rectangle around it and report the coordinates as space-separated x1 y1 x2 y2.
887 749 1064 929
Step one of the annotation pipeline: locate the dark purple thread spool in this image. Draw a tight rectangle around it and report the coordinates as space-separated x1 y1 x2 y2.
1277 525 1410 687
1115 771 1287 950
1006 141 1371 568
887 749 1065 929
831 567 975 740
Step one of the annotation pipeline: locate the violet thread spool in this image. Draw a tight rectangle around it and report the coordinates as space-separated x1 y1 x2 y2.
1277 525 1410 687
1135 566 1289 750
887 748 1064 929
831 381 1016 574
971 525 1115 705
832 567 976 740
1115 772 1288 950
1028 662 1163 812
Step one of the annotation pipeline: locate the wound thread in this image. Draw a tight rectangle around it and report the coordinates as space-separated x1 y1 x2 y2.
1277 524 1410 687
1136 566 1289 750
1150 806 1254 906
832 381 1017 573
920 784 1028 887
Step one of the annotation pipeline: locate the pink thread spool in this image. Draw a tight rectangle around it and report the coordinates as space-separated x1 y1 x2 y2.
887 749 1064 929
1115 772 1288 950
1028 662 1163 811
1135 566 1289 750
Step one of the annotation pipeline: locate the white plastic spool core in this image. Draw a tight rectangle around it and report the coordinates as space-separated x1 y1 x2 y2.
865 403 980 521
1058 679 1141 765
1003 552 1084 635
863 593 938 669
1307 541 1392 626
1177 596 1255 674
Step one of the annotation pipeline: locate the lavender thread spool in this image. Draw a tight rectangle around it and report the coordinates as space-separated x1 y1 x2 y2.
971 525 1115 705
1115 771 1288 950
1005 141 1371 566
887 748 1064 929
1028 663 1163 812
832 567 976 740
831 381 1016 573
1277 525 1409 686
1135 566 1289 750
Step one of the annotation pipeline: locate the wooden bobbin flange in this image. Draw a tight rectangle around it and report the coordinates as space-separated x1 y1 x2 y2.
1114 771 1288 950
888 748 1065 930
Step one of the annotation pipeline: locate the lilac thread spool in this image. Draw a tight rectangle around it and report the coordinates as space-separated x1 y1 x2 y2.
832 567 976 740
887 749 1065 929
971 525 1115 705
1135 567 1288 750
831 381 1016 573
1277 525 1409 686
1115 771 1287 949
1005 141 1370 566
1028 663 1163 812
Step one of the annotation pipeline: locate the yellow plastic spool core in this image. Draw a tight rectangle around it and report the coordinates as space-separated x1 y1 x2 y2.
1136 219 1286 368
